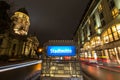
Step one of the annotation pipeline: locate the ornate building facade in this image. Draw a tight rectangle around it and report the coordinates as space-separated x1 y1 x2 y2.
75 0 120 65
0 1 39 59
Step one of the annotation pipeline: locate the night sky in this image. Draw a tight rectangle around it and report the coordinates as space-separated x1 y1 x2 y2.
5 0 91 46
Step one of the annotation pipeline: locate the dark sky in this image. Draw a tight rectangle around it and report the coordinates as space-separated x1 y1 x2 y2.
5 0 91 46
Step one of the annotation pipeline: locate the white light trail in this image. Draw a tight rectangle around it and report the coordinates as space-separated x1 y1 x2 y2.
0 60 42 72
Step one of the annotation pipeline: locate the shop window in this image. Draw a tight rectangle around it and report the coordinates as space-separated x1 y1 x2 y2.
108 28 112 34
101 24 120 44
113 32 119 40
111 24 120 40
109 34 113 42
116 24 120 31
90 37 101 47
102 31 109 44
104 36 109 43
108 28 113 42
116 24 120 37
112 26 117 32
91 40 95 47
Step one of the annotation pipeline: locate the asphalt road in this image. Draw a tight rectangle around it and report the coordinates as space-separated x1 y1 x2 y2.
0 60 41 80
81 63 120 80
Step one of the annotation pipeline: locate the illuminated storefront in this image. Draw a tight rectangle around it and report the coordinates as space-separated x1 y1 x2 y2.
101 24 120 64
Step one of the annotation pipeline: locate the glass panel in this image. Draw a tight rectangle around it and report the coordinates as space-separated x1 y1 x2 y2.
109 34 113 42
64 67 69 70
116 24 120 30
113 32 119 40
57 70 64 74
104 31 108 36
112 26 117 32
112 7 119 18
108 28 111 34
118 30 120 36
104 36 109 43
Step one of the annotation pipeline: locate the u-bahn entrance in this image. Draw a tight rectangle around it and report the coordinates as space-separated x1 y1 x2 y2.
40 41 83 80
41 58 83 80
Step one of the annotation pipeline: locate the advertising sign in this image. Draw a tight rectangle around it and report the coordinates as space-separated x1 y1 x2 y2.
47 46 76 56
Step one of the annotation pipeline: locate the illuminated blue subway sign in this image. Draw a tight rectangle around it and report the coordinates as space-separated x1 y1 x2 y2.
47 46 76 56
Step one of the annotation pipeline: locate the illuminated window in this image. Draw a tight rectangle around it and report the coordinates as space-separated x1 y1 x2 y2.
102 24 120 44
107 28 113 42
108 28 111 34
90 36 101 47
116 24 120 31
112 7 119 18
95 36 101 46
84 42 90 50
116 24 120 36
112 24 120 40
102 31 109 43
91 39 95 47
112 26 117 32
109 34 113 42
113 32 119 40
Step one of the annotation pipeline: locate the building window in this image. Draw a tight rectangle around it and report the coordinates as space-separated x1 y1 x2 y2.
102 31 109 43
112 7 119 18
112 24 120 40
108 0 119 18
102 24 120 44
90 36 101 47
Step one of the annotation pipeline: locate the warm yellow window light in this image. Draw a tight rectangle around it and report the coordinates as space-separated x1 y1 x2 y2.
112 7 119 18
